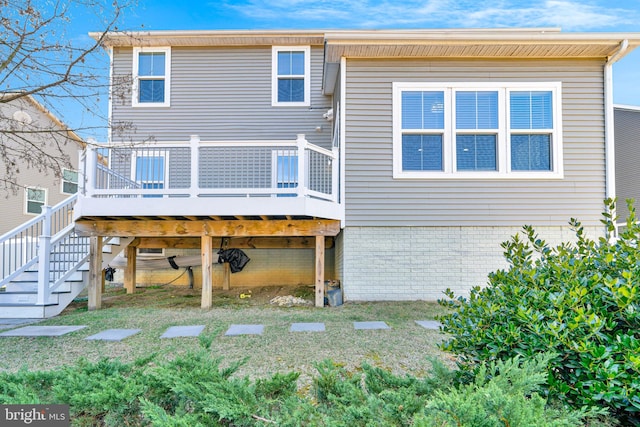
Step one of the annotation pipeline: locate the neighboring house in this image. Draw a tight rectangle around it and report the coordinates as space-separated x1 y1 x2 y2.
0 94 84 234
72 28 640 309
614 104 640 224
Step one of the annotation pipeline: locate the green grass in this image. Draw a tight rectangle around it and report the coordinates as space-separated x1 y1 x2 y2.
0 285 452 386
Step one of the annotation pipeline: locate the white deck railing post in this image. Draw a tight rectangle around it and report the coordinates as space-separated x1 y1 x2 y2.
85 146 97 197
296 134 307 197
36 205 52 305
190 135 200 197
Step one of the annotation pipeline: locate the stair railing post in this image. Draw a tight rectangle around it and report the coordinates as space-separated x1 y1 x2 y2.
36 205 52 305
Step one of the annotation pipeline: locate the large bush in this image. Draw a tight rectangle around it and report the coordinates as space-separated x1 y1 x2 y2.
438 199 640 423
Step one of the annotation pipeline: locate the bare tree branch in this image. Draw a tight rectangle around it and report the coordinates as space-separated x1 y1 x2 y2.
0 0 135 194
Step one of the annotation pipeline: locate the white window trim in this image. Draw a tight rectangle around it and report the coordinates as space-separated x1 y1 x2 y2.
25 187 47 215
61 168 78 195
392 81 563 180
132 47 171 108
271 46 311 107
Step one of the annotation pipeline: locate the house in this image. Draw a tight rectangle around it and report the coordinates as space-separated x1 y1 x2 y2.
614 104 640 224
0 94 83 233
3 28 639 317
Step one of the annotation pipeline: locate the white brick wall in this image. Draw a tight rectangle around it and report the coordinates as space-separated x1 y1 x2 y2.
340 225 603 301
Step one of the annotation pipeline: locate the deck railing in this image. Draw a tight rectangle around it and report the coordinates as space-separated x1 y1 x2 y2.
0 195 78 286
81 134 339 202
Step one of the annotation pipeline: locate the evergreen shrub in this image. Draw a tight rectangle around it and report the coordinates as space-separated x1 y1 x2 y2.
438 199 640 424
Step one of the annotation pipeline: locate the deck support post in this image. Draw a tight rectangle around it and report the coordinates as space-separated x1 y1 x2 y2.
125 245 137 294
222 262 231 291
201 236 213 309
88 235 103 310
315 235 325 307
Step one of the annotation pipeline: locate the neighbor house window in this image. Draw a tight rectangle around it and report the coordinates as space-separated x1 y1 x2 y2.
272 46 310 106
25 187 47 215
393 82 562 179
133 47 171 107
61 168 78 194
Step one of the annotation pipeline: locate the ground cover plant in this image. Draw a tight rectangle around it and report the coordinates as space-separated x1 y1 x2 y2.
438 199 640 425
0 345 600 426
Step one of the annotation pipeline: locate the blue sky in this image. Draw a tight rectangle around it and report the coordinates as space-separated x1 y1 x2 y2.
62 0 640 139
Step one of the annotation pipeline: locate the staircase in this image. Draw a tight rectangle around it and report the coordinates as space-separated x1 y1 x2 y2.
0 195 132 318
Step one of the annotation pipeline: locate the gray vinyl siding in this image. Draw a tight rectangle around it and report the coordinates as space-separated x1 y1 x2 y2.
343 58 607 227
111 46 332 148
614 106 640 222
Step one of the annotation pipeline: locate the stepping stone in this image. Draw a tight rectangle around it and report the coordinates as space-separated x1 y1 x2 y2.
415 320 442 330
354 321 390 330
290 322 325 332
0 325 86 337
161 325 205 338
85 329 141 342
225 324 264 336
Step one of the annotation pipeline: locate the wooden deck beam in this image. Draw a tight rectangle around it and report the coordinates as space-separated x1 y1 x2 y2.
75 219 340 238
134 236 335 249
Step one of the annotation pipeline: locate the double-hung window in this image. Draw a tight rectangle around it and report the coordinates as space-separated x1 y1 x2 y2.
393 82 562 179
25 187 47 215
61 168 78 194
272 46 310 106
132 47 171 107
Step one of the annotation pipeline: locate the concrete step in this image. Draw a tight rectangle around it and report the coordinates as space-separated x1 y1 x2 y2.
0 291 62 305
2 281 73 293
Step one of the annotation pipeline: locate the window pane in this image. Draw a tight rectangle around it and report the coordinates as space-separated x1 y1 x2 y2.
136 156 165 182
277 51 304 75
27 201 43 214
63 169 78 182
27 188 45 202
139 52 165 77
510 91 553 129
139 79 165 103
456 135 497 171
511 134 551 171
278 78 304 102
402 134 443 171
63 182 78 194
401 91 444 129
456 91 498 129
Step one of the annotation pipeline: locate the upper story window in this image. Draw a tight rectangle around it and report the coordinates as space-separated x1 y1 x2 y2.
393 82 563 179
25 187 47 215
132 47 171 107
61 168 78 194
272 46 310 107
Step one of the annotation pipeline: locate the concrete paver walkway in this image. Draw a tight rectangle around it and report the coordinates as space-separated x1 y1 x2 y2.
0 325 86 337
0 319 441 339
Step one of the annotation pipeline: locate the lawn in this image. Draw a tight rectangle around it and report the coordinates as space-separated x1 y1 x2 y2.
0 284 452 386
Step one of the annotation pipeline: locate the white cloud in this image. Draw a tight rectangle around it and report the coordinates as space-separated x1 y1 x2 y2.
219 0 637 31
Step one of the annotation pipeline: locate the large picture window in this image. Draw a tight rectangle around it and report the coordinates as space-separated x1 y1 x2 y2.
393 82 562 179
133 47 171 107
272 46 310 107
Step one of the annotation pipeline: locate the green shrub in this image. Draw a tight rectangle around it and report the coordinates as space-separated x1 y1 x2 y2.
438 199 640 424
